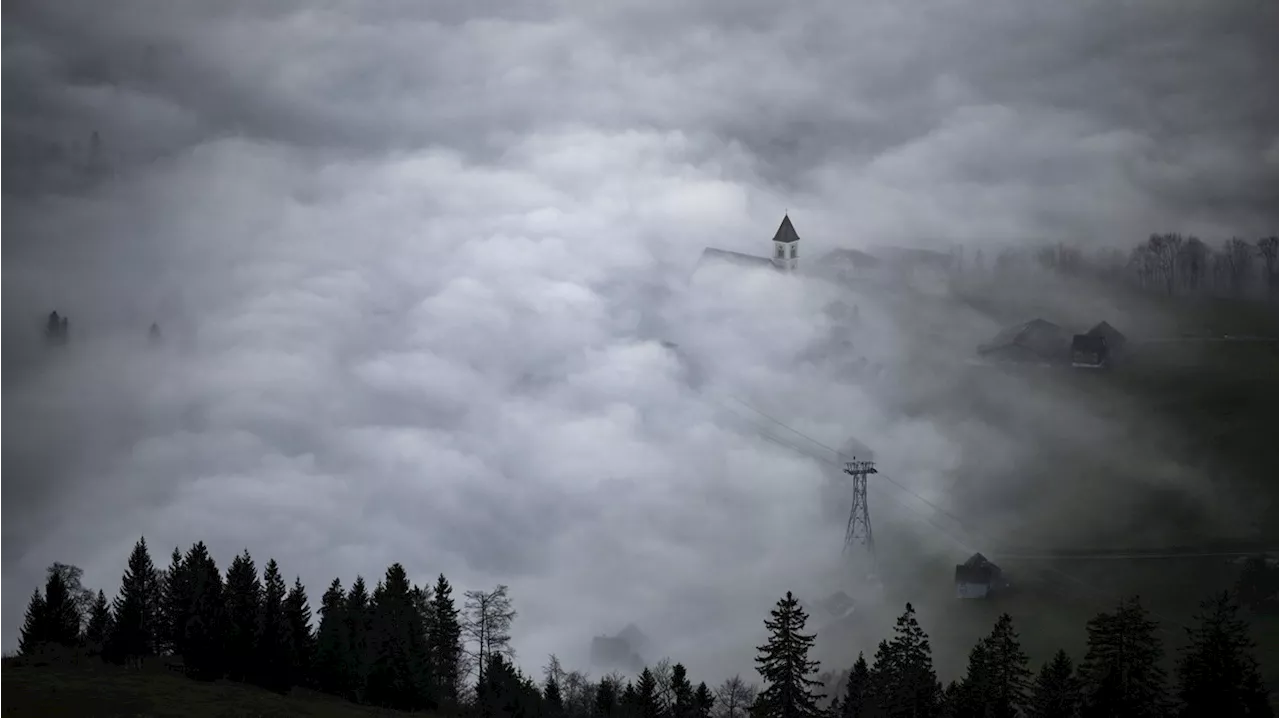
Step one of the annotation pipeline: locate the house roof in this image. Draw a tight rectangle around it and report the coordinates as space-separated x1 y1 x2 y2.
772 214 800 244
1086 320 1126 348
978 318 1070 357
955 552 1001 584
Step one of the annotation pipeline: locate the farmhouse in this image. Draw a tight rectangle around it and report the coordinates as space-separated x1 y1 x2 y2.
977 318 1072 365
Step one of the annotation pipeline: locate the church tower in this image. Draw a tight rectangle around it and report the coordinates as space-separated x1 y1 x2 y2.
771 214 800 272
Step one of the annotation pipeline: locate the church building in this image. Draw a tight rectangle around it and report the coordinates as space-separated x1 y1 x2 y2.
695 214 802 274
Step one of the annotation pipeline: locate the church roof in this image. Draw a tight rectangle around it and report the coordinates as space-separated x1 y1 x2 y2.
697 247 780 271
772 214 800 244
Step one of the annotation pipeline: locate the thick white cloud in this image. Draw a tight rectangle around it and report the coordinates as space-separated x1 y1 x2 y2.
3 0 1273 681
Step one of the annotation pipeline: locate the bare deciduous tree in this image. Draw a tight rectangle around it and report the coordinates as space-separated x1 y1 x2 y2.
562 669 595 716
48 563 97 632
1146 233 1183 294
462 584 517 683
1224 237 1255 294
1176 236 1209 293
652 657 675 712
714 675 758 718
1257 236 1277 291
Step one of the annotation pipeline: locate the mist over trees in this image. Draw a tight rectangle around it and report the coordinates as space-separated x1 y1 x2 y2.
14 537 1274 716
957 233 1279 301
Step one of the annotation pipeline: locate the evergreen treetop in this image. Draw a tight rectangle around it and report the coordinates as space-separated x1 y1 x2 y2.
754 591 825 718
1176 592 1271 717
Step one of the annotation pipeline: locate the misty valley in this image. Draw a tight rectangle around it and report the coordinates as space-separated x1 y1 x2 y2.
4 1 1278 717
10 215 1277 717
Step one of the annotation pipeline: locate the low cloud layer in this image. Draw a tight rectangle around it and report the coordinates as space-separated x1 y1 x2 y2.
3 0 1275 679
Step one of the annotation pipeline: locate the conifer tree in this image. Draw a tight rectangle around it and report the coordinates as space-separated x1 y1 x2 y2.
48 563 96 633
367 563 432 710
223 549 262 682
429 573 464 705
285 576 316 688
314 578 350 697
596 675 620 717
181 542 226 680
1027 650 1081 718
671 663 695 718
621 680 641 718
1175 592 1270 717
256 559 291 693
693 681 716 718
159 546 187 656
1078 597 1167 718
46 568 84 647
344 575 372 701
638 667 663 718
839 654 869 718
18 589 47 656
545 673 566 718
955 613 1031 718
939 681 961 718
107 538 160 664
753 591 825 718
867 603 940 718
83 590 113 656
953 640 991 718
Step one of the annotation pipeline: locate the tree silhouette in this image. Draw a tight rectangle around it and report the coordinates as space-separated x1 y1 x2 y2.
344 576 372 701
637 667 662 718
693 681 716 718
1078 597 1167 718
1027 650 1081 718
180 542 226 680
285 576 316 688
366 563 432 710
314 578 350 696
838 654 869 718
222 549 262 682
107 538 160 666
868 603 940 718
17 587 60 656
83 590 113 656
255 559 291 693
158 546 187 657
753 591 825 718
1175 592 1270 717
955 613 1031 718
464 584 518 686
429 573 464 705
545 671 565 718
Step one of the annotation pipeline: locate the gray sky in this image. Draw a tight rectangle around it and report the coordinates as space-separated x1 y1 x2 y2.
2 0 1275 679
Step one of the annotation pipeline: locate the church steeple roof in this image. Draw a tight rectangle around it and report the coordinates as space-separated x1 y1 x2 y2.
772 214 800 244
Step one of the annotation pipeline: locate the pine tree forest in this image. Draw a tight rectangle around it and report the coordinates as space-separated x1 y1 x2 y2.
15 537 1275 717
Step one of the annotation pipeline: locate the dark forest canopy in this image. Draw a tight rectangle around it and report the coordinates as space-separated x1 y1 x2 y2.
14 538 1275 717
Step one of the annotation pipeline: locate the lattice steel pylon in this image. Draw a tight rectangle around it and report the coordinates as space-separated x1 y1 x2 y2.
842 458 878 557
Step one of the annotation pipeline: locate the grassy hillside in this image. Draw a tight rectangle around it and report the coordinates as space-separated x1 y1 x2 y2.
1 656 415 718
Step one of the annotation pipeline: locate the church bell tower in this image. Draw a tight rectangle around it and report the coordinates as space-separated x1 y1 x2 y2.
771 213 800 272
